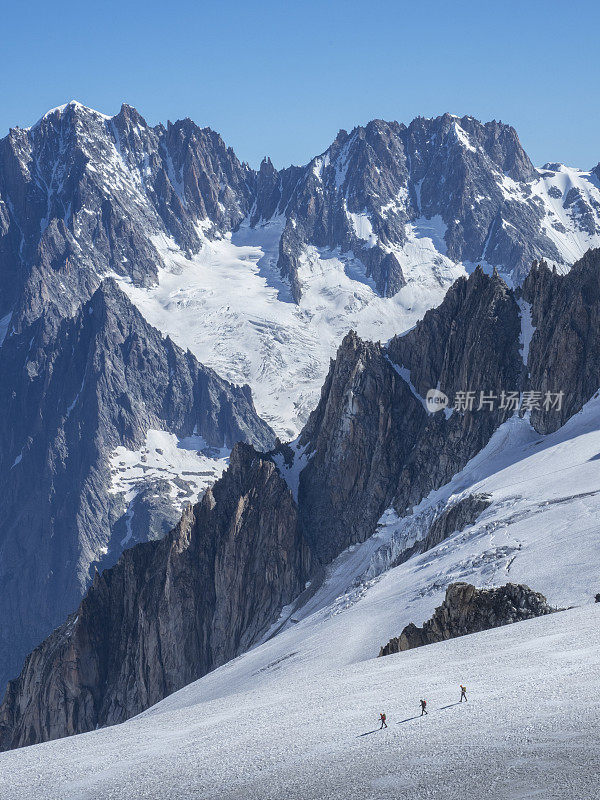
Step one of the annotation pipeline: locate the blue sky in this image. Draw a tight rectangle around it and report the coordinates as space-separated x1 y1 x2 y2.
2 0 598 169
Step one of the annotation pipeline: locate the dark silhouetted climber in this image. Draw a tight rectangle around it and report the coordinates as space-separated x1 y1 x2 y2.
379 712 388 729
420 699 428 716
460 685 467 703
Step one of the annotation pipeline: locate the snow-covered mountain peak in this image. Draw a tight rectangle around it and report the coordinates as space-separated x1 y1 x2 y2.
27 99 111 128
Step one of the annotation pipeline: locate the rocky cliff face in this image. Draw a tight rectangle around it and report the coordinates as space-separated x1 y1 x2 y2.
523 248 600 433
292 250 600 561
1 103 600 751
1 104 598 671
0 267 523 748
0 444 309 751
0 102 254 326
292 268 523 566
2 102 597 327
379 583 555 656
388 266 523 511
297 331 425 563
0 102 279 692
0 278 274 693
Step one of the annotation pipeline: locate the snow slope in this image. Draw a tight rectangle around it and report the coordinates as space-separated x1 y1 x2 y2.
267 393 600 648
117 219 464 439
495 164 600 270
0 607 597 799
532 165 600 265
2 394 600 798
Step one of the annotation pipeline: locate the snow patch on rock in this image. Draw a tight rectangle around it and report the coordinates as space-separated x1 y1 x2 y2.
109 429 228 545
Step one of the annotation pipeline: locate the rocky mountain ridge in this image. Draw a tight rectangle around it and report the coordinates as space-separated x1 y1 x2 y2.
0 443 308 750
0 102 255 328
0 101 290 693
0 277 274 692
1 99 600 741
253 115 600 299
2 103 598 330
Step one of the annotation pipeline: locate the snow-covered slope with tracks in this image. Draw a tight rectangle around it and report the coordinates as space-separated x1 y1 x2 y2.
3 392 600 799
2 605 597 800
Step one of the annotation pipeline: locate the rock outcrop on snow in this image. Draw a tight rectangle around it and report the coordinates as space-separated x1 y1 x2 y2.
0 444 309 751
388 494 493 569
378 583 555 656
421 495 492 553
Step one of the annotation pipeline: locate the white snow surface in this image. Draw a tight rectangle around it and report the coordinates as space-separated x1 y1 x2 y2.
28 100 113 129
1 612 598 799
72 104 597 442
117 220 460 439
497 164 600 267
387 214 462 288
109 429 228 545
532 165 600 264
453 120 477 153
347 210 378 248
3 394 600 798
270 438 310 502
0 312 12 346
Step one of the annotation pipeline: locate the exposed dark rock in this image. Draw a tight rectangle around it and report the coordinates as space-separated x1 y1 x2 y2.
2 104 600 753
7 244 600 748
294 252 600 563
297 331 425 563
253 114 579 297
378 582 555 656
523 249 600 433
0 279 275 692
0 104 275 693
0 102 254 331
387 266 522 512
296 267 523 565
0 443 309 751
424 494 492 550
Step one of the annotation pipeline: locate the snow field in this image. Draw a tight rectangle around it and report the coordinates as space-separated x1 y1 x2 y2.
116 219 462 439
3 395 600 797
1 606 597 800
